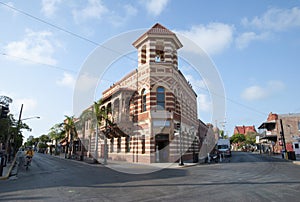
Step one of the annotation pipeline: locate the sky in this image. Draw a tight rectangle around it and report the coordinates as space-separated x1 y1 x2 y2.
1 0 300 141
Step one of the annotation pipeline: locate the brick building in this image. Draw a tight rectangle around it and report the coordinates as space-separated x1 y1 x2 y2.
234 125 257 135
76 23 212 163
258 112 300 154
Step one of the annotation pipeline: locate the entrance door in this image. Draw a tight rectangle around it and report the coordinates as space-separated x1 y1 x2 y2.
155 134 169 162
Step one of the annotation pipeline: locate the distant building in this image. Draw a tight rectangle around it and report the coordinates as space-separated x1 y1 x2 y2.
258 112 300 154
234 125 257 135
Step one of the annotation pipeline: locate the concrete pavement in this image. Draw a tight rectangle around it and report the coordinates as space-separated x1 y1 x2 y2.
2 151 299 180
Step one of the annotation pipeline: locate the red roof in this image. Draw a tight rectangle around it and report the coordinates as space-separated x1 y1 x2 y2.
132 23 182 49
145 23 175 35
234 125 257 135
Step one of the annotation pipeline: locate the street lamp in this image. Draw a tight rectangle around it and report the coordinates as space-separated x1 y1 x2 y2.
21 116 40 121
178 122 184 166
189 126 195 163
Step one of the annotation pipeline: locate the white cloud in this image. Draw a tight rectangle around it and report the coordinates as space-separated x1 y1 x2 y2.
108 4 138 27
4 29 58 65
14 98 37 113
41 0 62 17
198 94 212 112
0 92 37 116
185 74 207 90
72 0 108 23
242 7 300 31
145 0 169 16
183 74 211 112
76 73 99 92
241 80 285 101
124 4 138 17
56 72 76 88
177 23 234 55
235 31 269 49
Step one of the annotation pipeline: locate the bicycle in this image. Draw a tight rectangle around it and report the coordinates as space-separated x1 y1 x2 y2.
25 156 32 170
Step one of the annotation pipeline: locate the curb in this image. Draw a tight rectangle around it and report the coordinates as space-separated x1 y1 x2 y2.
0 155 17 180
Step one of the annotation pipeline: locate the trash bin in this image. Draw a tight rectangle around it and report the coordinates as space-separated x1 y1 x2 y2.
287 151 296 160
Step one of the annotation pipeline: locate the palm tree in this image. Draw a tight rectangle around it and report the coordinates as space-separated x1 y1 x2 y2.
63 115 78 159
93 99 115 164
48 123 65 155
77 107 95 160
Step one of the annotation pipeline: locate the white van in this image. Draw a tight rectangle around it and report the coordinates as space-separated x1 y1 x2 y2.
217 139 231 157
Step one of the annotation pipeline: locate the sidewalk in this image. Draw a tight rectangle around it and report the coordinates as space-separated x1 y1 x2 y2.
0 155 17 180
256 152 300 165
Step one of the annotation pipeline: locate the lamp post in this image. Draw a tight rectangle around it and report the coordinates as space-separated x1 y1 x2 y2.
189 126 195 163
178 122 184 166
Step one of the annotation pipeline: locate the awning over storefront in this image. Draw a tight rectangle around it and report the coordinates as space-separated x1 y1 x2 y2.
260 135 277 142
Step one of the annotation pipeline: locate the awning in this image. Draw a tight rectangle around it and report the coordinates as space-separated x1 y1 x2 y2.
258 121 276 130
260 135 277 142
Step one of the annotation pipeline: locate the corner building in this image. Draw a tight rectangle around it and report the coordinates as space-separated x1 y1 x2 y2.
98 23 199 163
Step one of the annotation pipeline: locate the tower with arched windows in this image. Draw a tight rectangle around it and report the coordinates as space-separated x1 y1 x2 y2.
77 23 200 164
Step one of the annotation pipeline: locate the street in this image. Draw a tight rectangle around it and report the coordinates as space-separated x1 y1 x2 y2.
0 152 300 201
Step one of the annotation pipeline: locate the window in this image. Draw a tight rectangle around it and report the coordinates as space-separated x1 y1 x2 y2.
110 138 114 153
156 87 165 110
142 136 145 154
141 45 146 64
141 89 147 112
155 42 164 62
108 103 112 113
125 136 130 153
117 137 121 152
113 99 119 122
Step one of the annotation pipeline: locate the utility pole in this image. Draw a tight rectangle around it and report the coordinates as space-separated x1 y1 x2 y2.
280 119 287 159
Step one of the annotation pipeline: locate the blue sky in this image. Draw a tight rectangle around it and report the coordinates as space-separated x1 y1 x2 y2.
1 0 300 141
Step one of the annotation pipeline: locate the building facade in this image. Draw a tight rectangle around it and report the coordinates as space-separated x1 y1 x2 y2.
77 23 209 163
258 112 300 154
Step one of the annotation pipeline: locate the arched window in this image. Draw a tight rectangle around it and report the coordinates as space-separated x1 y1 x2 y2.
141 45 146 64
141 89 147 112
107 103 112 115
113 99 119 122
155 41 164 62
156 87 165 110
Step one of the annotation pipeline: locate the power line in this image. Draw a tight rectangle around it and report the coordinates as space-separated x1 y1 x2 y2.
0 52 77 73
192 83 268 117
0 1 137 64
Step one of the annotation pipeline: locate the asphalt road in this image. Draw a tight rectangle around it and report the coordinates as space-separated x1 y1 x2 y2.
0 152 300 202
